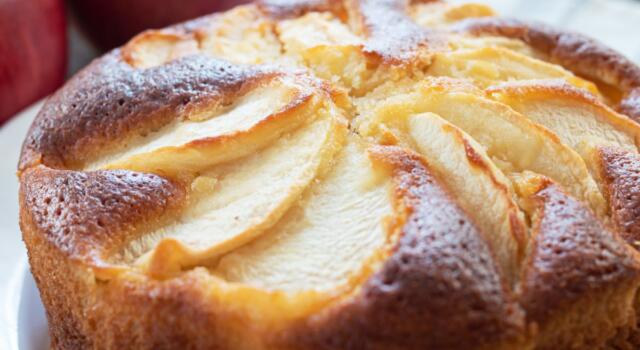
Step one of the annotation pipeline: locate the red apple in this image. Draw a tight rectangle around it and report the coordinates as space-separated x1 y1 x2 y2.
0 0 67 124
67 0 251 51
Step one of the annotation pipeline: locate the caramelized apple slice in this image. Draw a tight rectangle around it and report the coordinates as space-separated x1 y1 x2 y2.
403 112 525 283
87 77 323 175
448 34 537 57
410 1 495 28
277 13 367 89
277 12 432 96
197 5 283 65
368 109 525 284
488 80 640 156
126 114 347 277
288 145 526 349
358 78 607 217
213 136 393 292
278 12 362 56
122 30 199 69
428 46 599 95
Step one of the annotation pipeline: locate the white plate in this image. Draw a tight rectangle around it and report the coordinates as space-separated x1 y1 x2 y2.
4 259 49 350
0 102 48 350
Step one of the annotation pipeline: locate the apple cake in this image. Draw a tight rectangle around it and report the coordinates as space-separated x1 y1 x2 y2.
18 0 640 349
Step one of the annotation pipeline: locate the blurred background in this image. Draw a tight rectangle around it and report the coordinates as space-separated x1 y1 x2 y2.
2 0 640 126
0 0 252 126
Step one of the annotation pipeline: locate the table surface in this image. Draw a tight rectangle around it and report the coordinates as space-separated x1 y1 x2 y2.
2 0 640 348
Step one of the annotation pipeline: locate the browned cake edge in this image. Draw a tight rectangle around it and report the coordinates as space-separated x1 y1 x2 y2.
593 147 640 247
20 166 186 272
519 181 640 349
18 51 280 171
453 17 640 122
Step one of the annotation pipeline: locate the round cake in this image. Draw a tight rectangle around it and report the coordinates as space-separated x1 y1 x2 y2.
18 0 640 349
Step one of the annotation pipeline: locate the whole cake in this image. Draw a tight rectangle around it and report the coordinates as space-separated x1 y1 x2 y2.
18 0 640 349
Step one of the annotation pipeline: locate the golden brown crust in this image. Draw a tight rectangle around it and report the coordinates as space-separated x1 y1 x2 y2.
595 147 640 246
521 182 639 320
20 166 186 269
348 0 445 63
19 52 278 171
88 272 240 350
280 146 526 350
21 211 95 350
453 17 640 122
